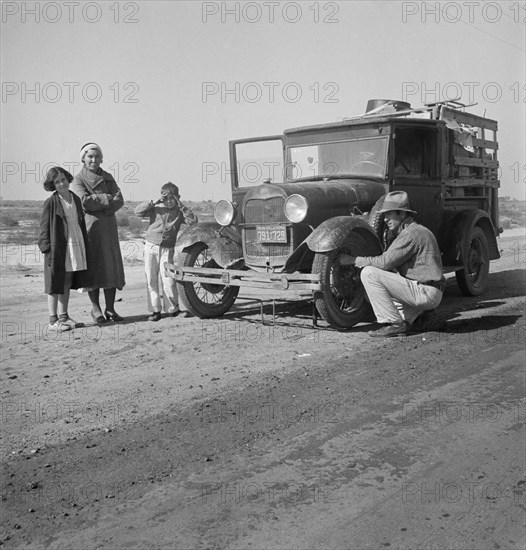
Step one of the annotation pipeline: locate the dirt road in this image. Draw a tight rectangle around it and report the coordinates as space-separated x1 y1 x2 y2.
1 231 525 549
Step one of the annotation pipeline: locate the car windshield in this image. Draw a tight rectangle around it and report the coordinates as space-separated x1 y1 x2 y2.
286 136 389 181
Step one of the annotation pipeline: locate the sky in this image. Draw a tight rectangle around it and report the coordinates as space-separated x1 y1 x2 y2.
1 0 525 202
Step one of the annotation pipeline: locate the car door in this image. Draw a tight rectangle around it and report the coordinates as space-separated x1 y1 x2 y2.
390 124 443 236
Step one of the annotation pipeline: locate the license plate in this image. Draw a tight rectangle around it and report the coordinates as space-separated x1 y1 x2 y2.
256 225 287 243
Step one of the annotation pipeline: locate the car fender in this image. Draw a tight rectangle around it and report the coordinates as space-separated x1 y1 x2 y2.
442 210 500 264
176 222 243 268
305 216 382 253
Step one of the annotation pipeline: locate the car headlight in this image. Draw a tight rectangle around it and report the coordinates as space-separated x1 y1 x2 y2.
284 194 308 223
214 200 236 226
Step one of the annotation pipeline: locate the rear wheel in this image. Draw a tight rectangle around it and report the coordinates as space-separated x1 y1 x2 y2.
177 242 239 318
312 230 381 328
455 226 489 296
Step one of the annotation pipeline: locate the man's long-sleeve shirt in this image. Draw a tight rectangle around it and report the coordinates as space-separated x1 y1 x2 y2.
360 221 445 284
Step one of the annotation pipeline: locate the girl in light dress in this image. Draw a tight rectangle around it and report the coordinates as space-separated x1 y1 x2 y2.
38 167 90 331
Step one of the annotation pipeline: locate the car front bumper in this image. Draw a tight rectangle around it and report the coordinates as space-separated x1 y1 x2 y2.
165 263 321 292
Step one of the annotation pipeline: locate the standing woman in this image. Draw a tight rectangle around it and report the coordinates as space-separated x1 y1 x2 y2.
38 167 90 331
71 143 126 323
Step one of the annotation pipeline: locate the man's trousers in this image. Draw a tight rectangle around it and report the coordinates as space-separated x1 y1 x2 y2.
360 266 443 324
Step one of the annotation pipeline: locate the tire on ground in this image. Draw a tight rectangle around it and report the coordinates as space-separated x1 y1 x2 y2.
455 225 490 296
177 242 239 318
312 229 380 328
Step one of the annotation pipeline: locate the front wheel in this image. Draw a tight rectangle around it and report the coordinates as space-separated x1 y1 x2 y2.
177 242 239 318
312 231 380 328
455 226 489 296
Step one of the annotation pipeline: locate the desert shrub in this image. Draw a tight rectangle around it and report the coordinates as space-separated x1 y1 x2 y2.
0 227 37 245
24 211 42 221
116 207 135 227
116 214 130 227
127 216 145 237
0 213 19 227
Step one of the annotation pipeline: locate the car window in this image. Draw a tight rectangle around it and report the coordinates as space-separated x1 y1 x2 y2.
394 128 437 178
286 136 389 181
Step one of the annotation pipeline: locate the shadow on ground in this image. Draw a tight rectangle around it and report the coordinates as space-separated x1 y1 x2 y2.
207 269 525 336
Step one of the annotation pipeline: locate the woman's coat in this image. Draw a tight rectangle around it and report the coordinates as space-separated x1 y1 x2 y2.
71 166 126 290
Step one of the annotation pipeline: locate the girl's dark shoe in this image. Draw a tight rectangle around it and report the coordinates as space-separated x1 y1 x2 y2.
148 312 162 322
105 310 124 322
91 310 108 324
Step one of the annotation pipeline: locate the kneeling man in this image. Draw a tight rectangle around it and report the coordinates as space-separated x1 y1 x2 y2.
344 191 445 337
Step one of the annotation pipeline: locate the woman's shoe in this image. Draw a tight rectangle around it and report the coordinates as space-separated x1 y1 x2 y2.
91 311 108 324
148 312 162 322
105 310 124 322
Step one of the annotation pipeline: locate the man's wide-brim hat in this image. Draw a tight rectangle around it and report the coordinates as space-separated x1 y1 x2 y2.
378 191 417 215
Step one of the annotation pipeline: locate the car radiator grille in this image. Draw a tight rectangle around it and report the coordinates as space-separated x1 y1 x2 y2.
243 198 292 266
244 197 287 223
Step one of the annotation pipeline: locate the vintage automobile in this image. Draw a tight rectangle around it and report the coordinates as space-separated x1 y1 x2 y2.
167 99 501 328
